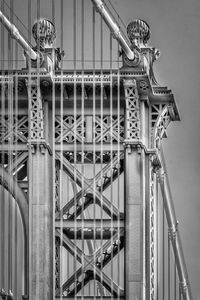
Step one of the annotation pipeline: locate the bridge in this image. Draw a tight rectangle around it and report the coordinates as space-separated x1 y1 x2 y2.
0 0 193 299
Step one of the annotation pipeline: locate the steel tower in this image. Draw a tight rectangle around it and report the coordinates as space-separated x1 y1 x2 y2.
0 1 192 299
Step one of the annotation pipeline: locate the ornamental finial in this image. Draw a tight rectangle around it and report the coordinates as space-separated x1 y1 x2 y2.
127 19 150 47
32 18 56 48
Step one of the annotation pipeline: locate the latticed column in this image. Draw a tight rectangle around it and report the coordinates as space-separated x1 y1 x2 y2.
123 77 165 300
27 81 44 142
26 79 54 300
123 78 146 299
124 79 140 140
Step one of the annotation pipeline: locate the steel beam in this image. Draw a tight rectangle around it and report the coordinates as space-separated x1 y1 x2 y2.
55 219 124 228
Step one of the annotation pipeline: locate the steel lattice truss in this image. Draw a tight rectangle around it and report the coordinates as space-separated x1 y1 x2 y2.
55 149 124 298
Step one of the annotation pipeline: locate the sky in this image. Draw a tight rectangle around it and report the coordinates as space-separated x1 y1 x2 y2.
1 0 200 298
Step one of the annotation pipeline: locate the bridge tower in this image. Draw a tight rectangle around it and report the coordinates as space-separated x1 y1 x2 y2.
0 1 192 300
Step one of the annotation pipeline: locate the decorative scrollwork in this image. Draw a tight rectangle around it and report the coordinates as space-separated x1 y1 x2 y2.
139 80 150 92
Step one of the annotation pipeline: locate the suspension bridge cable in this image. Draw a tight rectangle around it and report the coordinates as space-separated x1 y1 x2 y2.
0 1 33 47
3 0 31 36
105 0 127 31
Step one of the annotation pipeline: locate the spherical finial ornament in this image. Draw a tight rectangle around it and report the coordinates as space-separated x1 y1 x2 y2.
32 18 56 48
127 19 150 46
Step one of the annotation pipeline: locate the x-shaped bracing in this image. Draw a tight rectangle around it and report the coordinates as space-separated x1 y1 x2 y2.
95 116 124 143
55 151 124 220
55 151 124 296
55 228 124 297
55 116 84 143
0 116 28 143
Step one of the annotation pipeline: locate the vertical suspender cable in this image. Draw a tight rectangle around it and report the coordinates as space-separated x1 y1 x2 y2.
7 3 11 292
65 2 70 288
0 0 5 292
8 0 14 293
60 0 64 299
73 0 78 297
109 26 114 299
116 13 122 296
117 23 121 298
14 3 19 296
100 14 103 298
51 0 55 298
14 33 18 300
27 0 31 296
27 0 31 70
81 0 84 296
36 1 41 297
92 6 96 298
116 28 119 298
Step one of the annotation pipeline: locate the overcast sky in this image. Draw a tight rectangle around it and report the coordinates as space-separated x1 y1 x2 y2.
1 0 200 298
